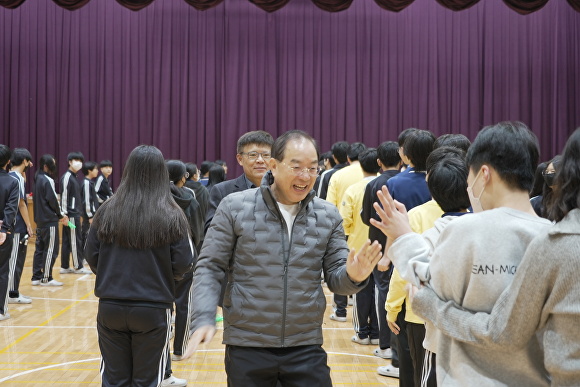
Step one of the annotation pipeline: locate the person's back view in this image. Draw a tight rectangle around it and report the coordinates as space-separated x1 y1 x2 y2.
85 145 195 387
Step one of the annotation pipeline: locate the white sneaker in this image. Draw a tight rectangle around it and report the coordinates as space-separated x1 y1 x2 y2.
348 296 353 306
9 295 32 304
60 268 75 274
31 280 41 286
161 375 187 386
377 364 399 378
0 313 10 321
373 348 393 359
329 313 347 322
40 280 63 286
351 335 371 345
171 353 184 361
74 268 92 274
370 338 379 345
20 294 31 300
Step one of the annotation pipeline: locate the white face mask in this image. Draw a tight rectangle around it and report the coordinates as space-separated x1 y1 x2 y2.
467 169 486 213
71 160 83 172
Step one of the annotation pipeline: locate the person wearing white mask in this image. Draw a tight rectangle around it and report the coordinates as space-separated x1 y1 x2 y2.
60 151 92 275
371 122 552 387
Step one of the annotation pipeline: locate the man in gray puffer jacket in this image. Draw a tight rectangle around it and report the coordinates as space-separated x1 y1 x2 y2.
184 130 383 386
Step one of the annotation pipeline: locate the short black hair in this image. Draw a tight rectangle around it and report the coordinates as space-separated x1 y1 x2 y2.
215 159 226 167
426 146 466 175
403 130 436 171
82 161 98 176
321 151 336 167
359 148 380 174
99 160 113 168
185 163 198 178
530 161 548 197
347 142 367 161
166 160 187 184
272 130 319 161
237 131 274 154
10 148 32 166
398 128 418 147
377 141 401 168
466 121 539 192
0 145 12 168
331 141 349 164
434 134 471 153
200 161 215 176
67 151 85 162
428 156 471 213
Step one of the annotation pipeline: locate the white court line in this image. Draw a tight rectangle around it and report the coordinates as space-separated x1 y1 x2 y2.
0 358 99 383
28 297 98 302
76 274 93 281
0 349 378 382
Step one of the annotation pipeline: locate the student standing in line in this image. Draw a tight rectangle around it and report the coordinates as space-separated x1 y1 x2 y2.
60 152 91 274
85 145 195 387
81 161 100 251
95 160 113 204
31 155 69 287
7 149 34 304
0 145 20 321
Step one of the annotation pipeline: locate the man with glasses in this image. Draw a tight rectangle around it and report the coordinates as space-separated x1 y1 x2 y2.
187 130 382 386
204 131 274 232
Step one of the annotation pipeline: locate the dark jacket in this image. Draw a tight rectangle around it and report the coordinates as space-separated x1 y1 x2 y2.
171 185 204 253
32 171 64 228
0 169 19 234
85 226 195 309
94 174 113 204
33 172 65 228
82 178 99 220
184 180 209 222
204 174 254 232
192 172 367 347
60 170 83 218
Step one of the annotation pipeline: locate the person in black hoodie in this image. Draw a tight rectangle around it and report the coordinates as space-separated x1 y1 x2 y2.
85 146 195 387
162 160 203 386
32 155 69 287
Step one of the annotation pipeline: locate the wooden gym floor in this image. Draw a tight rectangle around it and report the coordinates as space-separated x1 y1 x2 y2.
0 247 398 386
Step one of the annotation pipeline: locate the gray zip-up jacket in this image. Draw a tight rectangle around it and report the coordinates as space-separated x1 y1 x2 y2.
191 173 366 347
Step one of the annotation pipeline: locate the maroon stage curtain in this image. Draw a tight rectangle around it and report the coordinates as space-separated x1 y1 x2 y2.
503 0 549 14
312 0 353 12
436 0 479 11
183 0 224 11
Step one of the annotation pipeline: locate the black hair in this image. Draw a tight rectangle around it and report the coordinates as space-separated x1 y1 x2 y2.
426 146 466 175
403 130 436 171
548 128 580 222
0 145 12 168
36 154 57 178
320 151 336 168
166 160 187 184
215 159 227 167
185 163 198 179
331 141 349 164
67 151 85 162
466 121 539 192
10 148 32 166
82 161 98 176
347 142 367 161
207 165 226 189
93 145 189 248
199 161 215 176
428 156 471 213
398 128 419 147
377 141 401 168
541 155 562 218
236 131 274 154
359 148 380 174
433 134 471 153
530 162 549 198
272 130 320 161
99 160 113 168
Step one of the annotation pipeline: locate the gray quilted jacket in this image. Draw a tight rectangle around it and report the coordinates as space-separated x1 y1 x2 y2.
191 173 366 347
